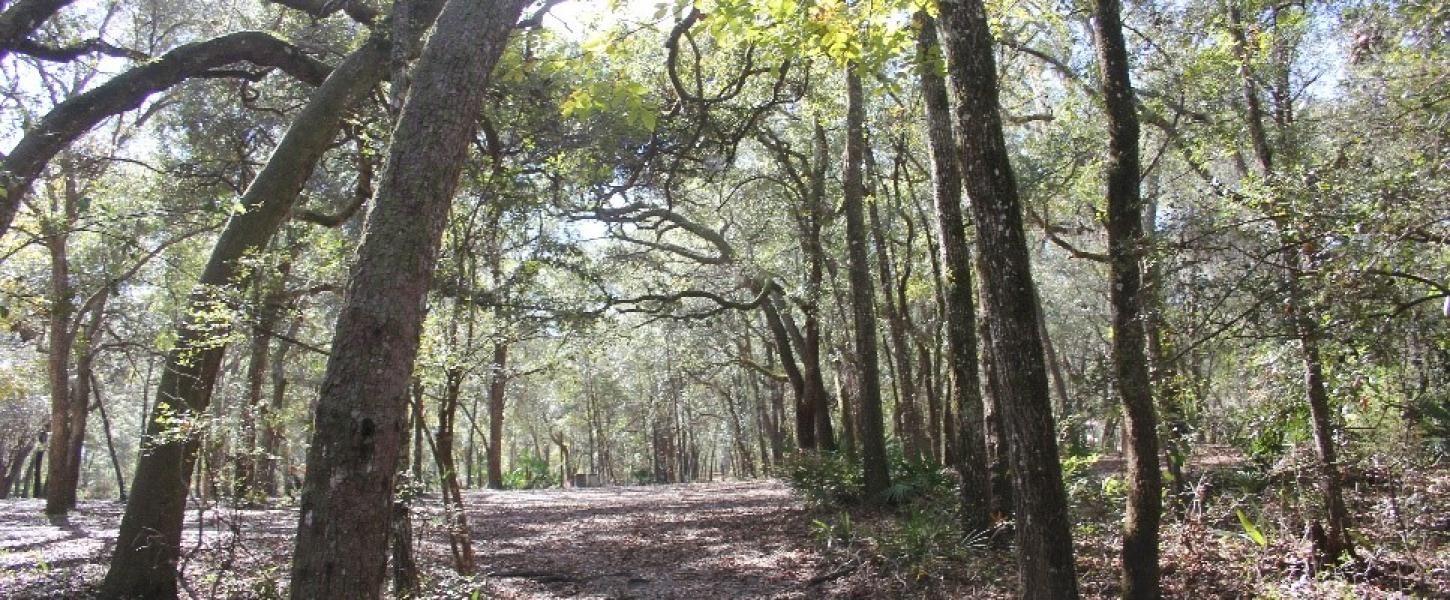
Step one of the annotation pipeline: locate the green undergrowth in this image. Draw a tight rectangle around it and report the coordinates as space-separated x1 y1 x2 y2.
781 446 997 591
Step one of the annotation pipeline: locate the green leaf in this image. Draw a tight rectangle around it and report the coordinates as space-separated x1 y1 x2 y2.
1236 509 1268 547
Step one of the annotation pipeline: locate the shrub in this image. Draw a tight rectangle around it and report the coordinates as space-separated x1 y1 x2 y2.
782 451 863 507
503 453 557 489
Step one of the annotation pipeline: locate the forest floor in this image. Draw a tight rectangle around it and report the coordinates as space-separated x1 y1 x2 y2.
0 481 874 599
1 462 1448 599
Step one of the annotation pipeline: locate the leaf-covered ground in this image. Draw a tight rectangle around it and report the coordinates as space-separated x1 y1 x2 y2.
462 482 841 598
1 471 1447 599
0 481 874 599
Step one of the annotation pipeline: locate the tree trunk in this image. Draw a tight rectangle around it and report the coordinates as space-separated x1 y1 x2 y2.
869 200 927 463
486 341 508 489
763 344 787 461
391 404 419 598
389 495 418 597
801 122 837 452
1091 0 1163 594
261 316 300 497
28 430 45 498
43 216 74 518
91 373 126 501
977 306 1013 520
239 263 288 503
0 0 78 59
935 0 1079 594
760 291 813 449
1143 195 1189 505
287 0 526 595
915 12 992 531
842 65 891 498
0 435 33 499
101 10 445 593
432 369 477 574
1034 285 1077 449
1227 2 1354 564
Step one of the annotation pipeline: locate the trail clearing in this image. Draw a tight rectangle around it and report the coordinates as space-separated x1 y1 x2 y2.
0 480 877 599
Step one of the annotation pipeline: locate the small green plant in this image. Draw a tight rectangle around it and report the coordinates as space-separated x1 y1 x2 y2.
879 506 962 581
1060 453 1101 480
783 451 863 507
1100 474 1128 501
881 448 956 506
1235 508 1269 547
503 452 558 489
249 565 284 600
810 513 856 550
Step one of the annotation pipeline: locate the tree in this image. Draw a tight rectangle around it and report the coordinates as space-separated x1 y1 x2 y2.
934 0 1079 594
1226 0 1353 564
1089 0 1162 594
287 0 528 595
841 64 891 498
0 30 330 242
100 3 447 594
914 11 992 532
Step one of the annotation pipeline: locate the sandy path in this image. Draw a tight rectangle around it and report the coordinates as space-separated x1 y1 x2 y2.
0 480 844 599
467 481 827 599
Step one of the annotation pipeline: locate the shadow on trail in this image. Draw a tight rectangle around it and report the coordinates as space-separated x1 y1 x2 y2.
461 481 828 599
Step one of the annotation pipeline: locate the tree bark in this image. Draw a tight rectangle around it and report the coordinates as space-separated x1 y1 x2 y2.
915 12 992 532
239 262 289 503
842 65 891 498
261 315 300 496
869 200 927 462
1090 0 1163 594
431 369 477 574
42 209 74 518
801 123 837 451
1036 285 1076 447
91 373 127 500
935 0 1079 594
287 0 526 595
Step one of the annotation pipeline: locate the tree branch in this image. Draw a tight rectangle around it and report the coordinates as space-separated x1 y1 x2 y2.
10 37 147 62
0 0 75 59
1 30 333 242
266 0 380 25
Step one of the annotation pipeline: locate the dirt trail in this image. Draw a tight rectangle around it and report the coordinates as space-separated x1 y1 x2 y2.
468 481 826 599
0 480 849 599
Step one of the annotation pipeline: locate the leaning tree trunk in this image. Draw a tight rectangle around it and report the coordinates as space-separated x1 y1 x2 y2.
759 289 814 449
0 0 78 59
57 289 110 509
432 369 477 574
1090 0 1163 594
802 123 837 451
287 0 527 596
869 200 927 463
935 0 1079 595
101 5 448 594
915 12 992 532
841 64 891 498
